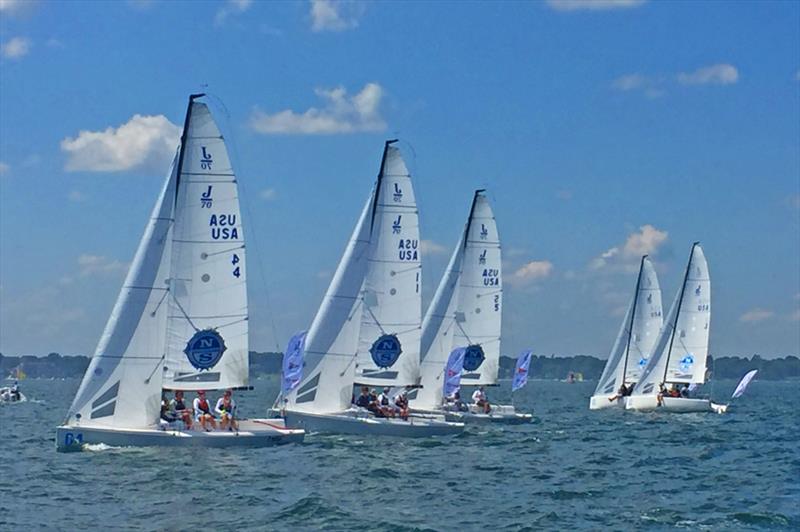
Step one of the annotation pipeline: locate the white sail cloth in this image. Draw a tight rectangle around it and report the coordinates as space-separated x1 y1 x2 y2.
286 142 421 413
634 243 711 395
593 256 663 396
66 97 249 428
413 191 502 411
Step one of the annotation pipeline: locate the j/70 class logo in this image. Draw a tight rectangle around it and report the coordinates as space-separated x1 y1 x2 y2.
184 329 227 370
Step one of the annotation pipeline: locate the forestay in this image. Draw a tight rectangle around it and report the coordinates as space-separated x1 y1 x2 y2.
634 243 710 395
413 190 502 410
163 101 249 390
65 154 178 428
593 256 663 396
355 143 422 387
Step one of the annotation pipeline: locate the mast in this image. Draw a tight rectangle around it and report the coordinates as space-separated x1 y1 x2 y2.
369 139 398 232
621 255 646 385
173 93 205 207
660 242 699 385
463 189 486 249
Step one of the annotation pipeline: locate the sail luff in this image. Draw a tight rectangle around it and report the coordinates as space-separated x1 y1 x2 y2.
621 256 646 382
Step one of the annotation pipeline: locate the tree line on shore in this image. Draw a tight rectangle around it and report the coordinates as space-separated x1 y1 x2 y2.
1 352 797 381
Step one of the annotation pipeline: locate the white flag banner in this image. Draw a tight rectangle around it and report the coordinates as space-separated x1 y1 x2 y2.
731 369 758 399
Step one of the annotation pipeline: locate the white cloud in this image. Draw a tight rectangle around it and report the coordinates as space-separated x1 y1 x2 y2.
260 187 277 201
677 64 739 86
1 37 31 59
591 224 668 271
508 260 554 286
215 0 253 26
0 161 9 175
0 0 36 16
546 0 645 11
739 308 774 323
310 0 362 32
250 83 386 135
77 254 127 277
67 190 87 203
61 114 180 172
420 239 447 255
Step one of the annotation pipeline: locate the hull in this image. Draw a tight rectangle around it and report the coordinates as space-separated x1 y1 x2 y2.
0 390 26 404
414 404 533 425
55 419 305 452
625 395 715 413
589 394 625 410
284 409 464 437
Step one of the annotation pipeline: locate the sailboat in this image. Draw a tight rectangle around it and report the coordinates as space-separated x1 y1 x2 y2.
278 140 463 436
589 255 663 409
410 190 531 424
56 94 304 451
625 242 725 413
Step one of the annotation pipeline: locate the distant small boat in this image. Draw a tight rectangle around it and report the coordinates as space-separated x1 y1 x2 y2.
0 386 25 404
279 141 463 437
55 94 304 450
626 243 726 413
590 256 662 410
410 190 531 424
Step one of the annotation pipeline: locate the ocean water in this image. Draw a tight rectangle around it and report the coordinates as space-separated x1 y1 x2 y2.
1 377 797 531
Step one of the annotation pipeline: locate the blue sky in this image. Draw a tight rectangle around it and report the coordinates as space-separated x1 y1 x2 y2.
1 0 798 359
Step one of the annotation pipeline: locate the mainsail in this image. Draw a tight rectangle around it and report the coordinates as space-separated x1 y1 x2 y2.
413 190 502 410
634 243 711 395
593 256 663 396
355 142 422 387
162 99 249 390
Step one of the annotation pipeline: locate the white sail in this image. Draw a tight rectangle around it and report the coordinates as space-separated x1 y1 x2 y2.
355 143 422 387
65 153 178 428
413 190 502 410
162 101 249 390
634 243 710 395
593 257 663 396
456 191 502 385
285 195 372 414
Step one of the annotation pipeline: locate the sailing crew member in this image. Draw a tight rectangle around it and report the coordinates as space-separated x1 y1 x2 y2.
170 390 192 430
472 386 491 414
193 390 217 431
160 393 178 426
355 386 371 409
608 383 629 403
215 389 238 432
680 384 690 398
393 391 409 420
10 381 20 401
377 387 395 418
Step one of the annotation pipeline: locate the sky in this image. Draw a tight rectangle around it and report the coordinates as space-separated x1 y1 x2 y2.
0 0 798 360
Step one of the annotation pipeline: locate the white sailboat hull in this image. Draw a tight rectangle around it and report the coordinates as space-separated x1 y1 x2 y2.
624 395 719 413
589 395 627 410
284 409 464 437
55 419 305 452
413 404 533 424
0 388 26 404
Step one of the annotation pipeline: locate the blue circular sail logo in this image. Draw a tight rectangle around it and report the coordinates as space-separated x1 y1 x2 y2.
463 345 485 372
370 334 402 368
679 353 694 373
184 329 227 371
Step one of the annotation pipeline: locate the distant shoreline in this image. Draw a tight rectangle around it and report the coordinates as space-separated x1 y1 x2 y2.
2 352 797 381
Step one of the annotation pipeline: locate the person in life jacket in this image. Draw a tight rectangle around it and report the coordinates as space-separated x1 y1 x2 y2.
393 391 409 420
193 390 217 431
472 386 491 414
170 390 192 430
376 387 395 418
215 389 238 432
10 381 20 401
